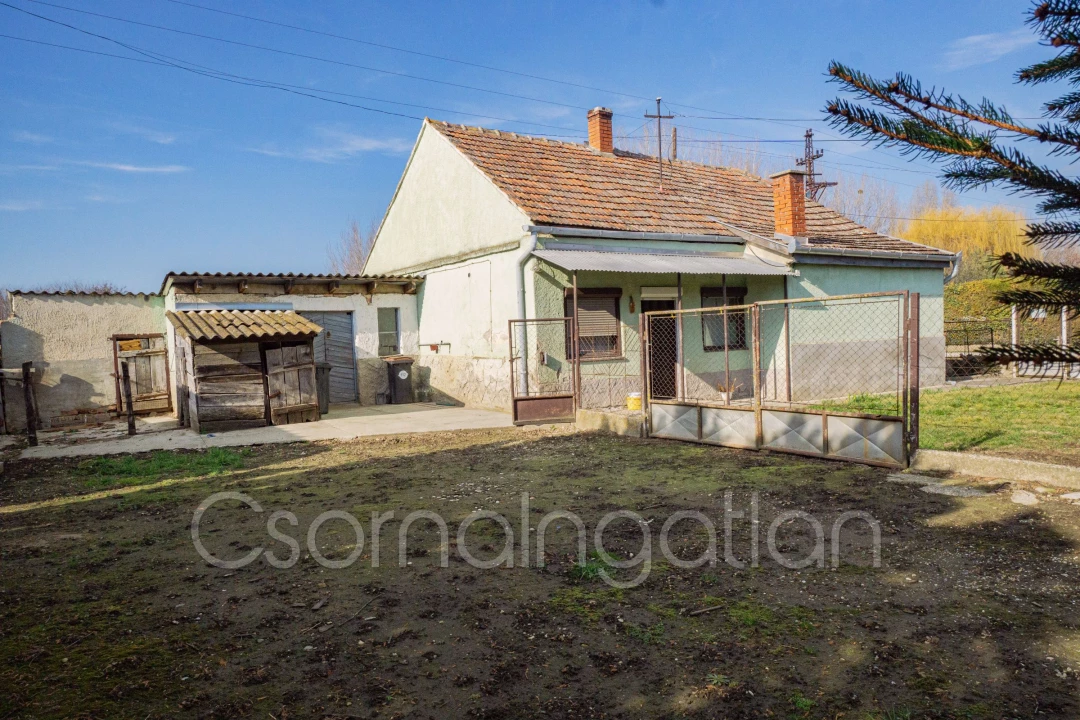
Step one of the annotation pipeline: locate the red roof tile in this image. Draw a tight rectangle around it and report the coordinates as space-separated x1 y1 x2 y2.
429 120 950 256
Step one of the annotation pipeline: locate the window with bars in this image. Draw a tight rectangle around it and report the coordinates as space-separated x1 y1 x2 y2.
701 287 748 351
377 307 400 356
565 288 622 359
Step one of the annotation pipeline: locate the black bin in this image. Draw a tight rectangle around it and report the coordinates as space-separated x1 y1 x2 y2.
385 355 415 404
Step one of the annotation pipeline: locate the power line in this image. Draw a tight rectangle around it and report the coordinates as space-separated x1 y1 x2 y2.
0 31 591 133
160 0 657 105
17 0 592 113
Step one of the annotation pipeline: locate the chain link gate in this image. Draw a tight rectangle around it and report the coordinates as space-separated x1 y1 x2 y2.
643 292 920 467
509 317 577 424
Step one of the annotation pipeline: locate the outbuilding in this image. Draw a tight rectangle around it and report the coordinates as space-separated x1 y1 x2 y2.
167 309 324 433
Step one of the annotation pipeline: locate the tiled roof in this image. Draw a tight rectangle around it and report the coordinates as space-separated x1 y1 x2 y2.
167 310 323 341
429 120 950 256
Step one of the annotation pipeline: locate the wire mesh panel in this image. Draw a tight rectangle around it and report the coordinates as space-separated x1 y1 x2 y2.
757 294 906 417
577 320 642 411
509 318 575 424
642 292 913 468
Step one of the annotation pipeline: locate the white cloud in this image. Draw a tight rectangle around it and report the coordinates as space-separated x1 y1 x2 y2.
0 200 44 211
85 193 130 204
249 127 411 163
13 131 52 144
110 122 177 145
76 161 189 173
942 28 1037 71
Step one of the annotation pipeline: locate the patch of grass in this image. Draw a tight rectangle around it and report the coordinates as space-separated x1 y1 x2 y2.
548 587 622 622
728 600 775 630
815 380 1080 465
624 621 665 644
566 551 618 583
789 690 815 712
77 448 247 488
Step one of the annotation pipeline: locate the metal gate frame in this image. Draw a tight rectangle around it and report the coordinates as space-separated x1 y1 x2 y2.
509 317 577 425
642 292 921 468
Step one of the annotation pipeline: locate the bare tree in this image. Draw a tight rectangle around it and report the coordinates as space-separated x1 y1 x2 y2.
328 219 380 275
818 171 903 235
0 289 10 321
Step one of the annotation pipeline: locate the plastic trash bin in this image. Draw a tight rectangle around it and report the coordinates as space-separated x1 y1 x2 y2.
384 355 415 404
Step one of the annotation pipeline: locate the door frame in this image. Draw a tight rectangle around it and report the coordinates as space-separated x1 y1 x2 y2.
111 333 173 415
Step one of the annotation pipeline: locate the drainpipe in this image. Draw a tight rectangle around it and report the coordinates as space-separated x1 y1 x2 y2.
945 251 963 283
514 232 538 397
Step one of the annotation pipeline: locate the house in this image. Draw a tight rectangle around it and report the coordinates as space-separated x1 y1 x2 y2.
0 273 421 432
363 107 958 415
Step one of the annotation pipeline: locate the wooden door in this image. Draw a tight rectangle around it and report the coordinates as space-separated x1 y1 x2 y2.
113 335 172 414
263 341 320 425
299 311 358 402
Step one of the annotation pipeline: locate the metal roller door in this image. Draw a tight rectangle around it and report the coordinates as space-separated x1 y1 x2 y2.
299 311 358 403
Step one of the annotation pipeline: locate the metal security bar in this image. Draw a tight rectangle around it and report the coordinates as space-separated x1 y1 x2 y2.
509 317 576 425
643 292 919 468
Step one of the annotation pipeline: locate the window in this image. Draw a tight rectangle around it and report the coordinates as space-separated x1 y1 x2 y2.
701 287 748 351
565 288 622 359
377 307 400 356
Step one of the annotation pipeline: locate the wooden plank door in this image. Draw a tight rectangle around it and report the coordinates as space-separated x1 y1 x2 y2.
113 335 172 414
264 341 320 425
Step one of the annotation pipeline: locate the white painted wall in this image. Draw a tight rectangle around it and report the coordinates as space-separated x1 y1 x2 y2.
1 293 166 430
364 123 531 276
168 287 419 405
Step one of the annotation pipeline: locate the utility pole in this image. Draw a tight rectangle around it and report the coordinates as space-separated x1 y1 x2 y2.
645 97 674 190
670 126 677 161
796 129 836 202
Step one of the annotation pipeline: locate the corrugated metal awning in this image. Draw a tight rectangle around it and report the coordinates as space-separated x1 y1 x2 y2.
532 249 793 275
167 309 323 341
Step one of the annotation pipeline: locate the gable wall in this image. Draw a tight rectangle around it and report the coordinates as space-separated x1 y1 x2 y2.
364 126 532 276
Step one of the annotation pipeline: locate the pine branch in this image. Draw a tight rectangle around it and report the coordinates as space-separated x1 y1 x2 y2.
995 287 1080 311
1026 220 1080 247
997 251 1080 282
980 342 1080 366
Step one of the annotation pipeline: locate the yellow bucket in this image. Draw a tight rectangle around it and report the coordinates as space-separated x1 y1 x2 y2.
627 392 642 411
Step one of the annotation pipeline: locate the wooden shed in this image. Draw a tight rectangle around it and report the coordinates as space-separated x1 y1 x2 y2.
167 309 324 433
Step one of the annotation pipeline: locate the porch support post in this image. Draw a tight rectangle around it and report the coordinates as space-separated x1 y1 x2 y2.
722 274 730 399
676 272 684 401
572 271 581 410
751 305 762 449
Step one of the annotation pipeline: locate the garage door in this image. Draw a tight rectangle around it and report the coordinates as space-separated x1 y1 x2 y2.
299 311 358 403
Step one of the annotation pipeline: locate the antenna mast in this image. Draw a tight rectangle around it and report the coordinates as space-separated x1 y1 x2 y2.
645 97 674 190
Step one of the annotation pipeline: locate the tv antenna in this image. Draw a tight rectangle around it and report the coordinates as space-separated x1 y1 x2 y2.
645 97 674 190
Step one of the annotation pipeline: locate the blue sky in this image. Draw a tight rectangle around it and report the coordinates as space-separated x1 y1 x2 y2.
0 0 1057 292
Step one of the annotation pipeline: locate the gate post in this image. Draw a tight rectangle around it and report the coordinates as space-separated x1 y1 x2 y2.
751 305 763 449
906 293 921 464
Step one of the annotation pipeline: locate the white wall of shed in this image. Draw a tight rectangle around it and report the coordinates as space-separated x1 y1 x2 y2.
0 293 166 431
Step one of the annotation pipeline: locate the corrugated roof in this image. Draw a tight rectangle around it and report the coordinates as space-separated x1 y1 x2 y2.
160 271 422 294
533 249 793 275
167 310 323 341
10 290 157 297
429 120 952 257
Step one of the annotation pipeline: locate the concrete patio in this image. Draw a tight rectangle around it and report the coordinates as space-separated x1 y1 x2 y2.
18 403 513 459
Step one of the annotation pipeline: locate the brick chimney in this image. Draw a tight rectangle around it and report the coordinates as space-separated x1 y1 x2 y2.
587 107 613 153
770 170 807 236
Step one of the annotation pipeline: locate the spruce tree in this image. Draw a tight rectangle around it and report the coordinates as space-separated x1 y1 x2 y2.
825 0 1080 367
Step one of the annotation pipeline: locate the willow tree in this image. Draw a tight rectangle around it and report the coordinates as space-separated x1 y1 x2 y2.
825 0 1080 366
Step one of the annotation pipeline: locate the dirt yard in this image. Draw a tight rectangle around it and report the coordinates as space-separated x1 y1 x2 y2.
2 428 1080 719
